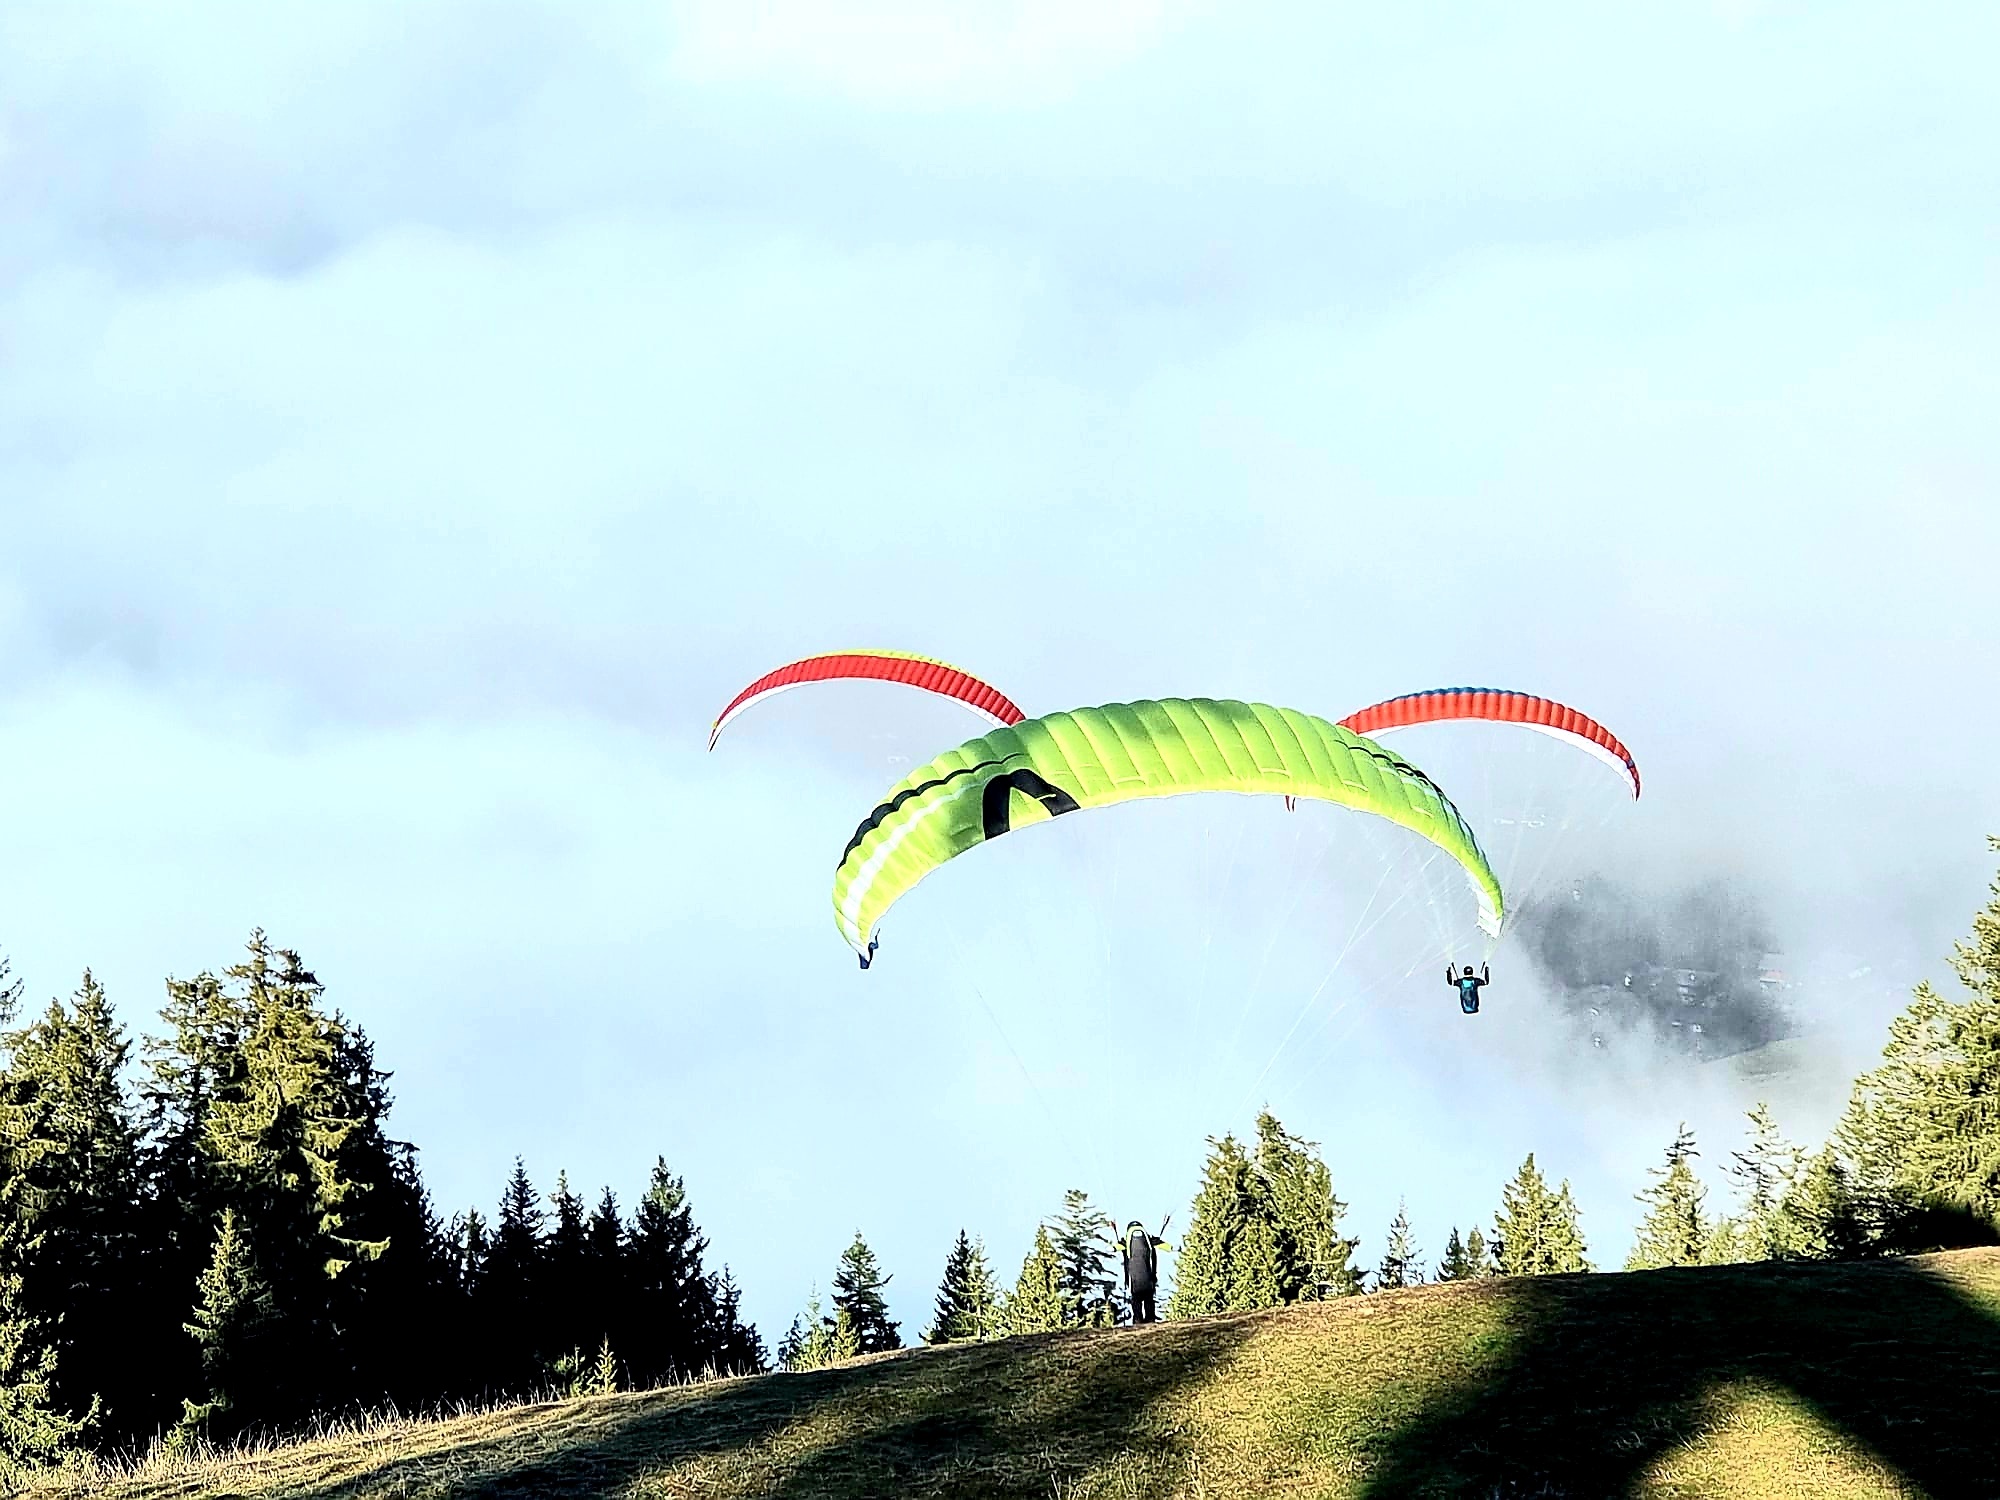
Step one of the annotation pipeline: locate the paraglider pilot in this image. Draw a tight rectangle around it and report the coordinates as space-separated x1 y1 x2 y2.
1448 963 1490 1014
1115 1219 1173 1324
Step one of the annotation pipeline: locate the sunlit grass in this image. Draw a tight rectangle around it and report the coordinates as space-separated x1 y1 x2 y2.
18 1248 1999 1500
1633 1379 1919 1500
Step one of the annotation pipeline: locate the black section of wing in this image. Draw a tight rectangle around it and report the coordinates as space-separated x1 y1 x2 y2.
980 767 1082 839
839 756 1016 867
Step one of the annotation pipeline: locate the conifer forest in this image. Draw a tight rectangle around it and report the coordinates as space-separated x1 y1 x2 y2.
6 840 2000 1467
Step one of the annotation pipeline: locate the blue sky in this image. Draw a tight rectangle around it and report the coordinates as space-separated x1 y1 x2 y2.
2 1 1996 1342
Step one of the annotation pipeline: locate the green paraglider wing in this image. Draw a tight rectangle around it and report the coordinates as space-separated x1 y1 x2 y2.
832 698 1503 964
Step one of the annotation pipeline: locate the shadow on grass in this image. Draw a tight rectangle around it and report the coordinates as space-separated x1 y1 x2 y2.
1356 1242 2000 1498
289 1315 1258 1500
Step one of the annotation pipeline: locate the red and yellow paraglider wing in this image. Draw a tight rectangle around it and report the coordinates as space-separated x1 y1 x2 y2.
708 650 1026 750
1338 688 1640 800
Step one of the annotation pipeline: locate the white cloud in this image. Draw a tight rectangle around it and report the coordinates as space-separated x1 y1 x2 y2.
663 0 1186 105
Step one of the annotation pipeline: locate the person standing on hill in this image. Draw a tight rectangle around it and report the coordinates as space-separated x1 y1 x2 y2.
1117 1219 1172 1324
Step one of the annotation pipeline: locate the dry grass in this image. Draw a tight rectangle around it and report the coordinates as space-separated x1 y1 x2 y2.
17 1248 2000 1500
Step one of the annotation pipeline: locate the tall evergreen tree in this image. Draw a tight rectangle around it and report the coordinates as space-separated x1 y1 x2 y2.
0 973 146 1435
1702 1217 1747 1266
548 1175 587 1271
1227 1214 1286 1309
1436 1226 1473 1282
143 935 438 1436
545 1172 589 1359
777 1288 817 1371
174 1210 278 1444
1775 1146 1869 1260
585 1189 624 1265
1051 1191 1120 1327
1463 1226 1495 1278
1837 839 2000 1249
1166 1134 1259 1319
581 1187 625 1362
926 1231 1002 1343
476 1158 547 1391
1375 1202 1424 1289
1253 1112 1361 1300
343 1142 454 1406
626 1159 723 1382
777 1287 843 1371
1727 1103 1806 1260
1167 1117 1360 1317
831 1233 900 1353
0 944 96 1477
826 1310 862 1364
0 1267 91 1475
1492 1153 1590 1275
775 1314 807 1372
1626 1124 1713 1270
486 1162 546 1293
1005 1227 1069 1335
710 1268 767 1374
455 1209 491 1294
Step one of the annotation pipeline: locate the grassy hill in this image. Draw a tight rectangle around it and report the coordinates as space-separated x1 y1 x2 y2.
25 1248 2000 1500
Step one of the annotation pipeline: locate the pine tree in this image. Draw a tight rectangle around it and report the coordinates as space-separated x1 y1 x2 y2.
1436 1227 1472 1282
1776 1146 1869 1260
1375 1201 1424 1289
1253 1112 1361 1300
1492 1154 1591 1275
0 1268 92 1475
548 1175 587 1270
183 939 394 1275
1165 1134 1258 1318
1228 1214 1286 1309
1005 1227 1070 1334
142 935 436 1435
1727 1103 1806 1260
587 1337 620 1396
328 1011 448 1375
775 1314 807 1372
776 1287 815 1372
1626 1124 1713 1270
1837 839 2000 1248
926 1230 1002 1343
710 1268 766 1374
625 1159 722 1383
827 1309 862 1362
1702 1217 1746 1265
582 1187 625 1362
831 1233 900 1353
0 973 145 1435
779 1287 838 1370
1166 1118 1363 1317
545 1172 589 1358
486 1160 545 1302
0 950 85 1472
585 1189 624 1264
456 1208 491 1293
1463 1226 1494 1278
468 1158 547 1393
0 954 85 1473
1551 1183 1590 1271
1051 1191 1120 1327
174 1210 278 1444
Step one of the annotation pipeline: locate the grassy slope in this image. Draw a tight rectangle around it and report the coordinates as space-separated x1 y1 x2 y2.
27 1249 2000 1500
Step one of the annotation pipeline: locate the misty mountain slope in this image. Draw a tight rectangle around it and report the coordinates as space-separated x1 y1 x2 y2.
30 1249 1999 1500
